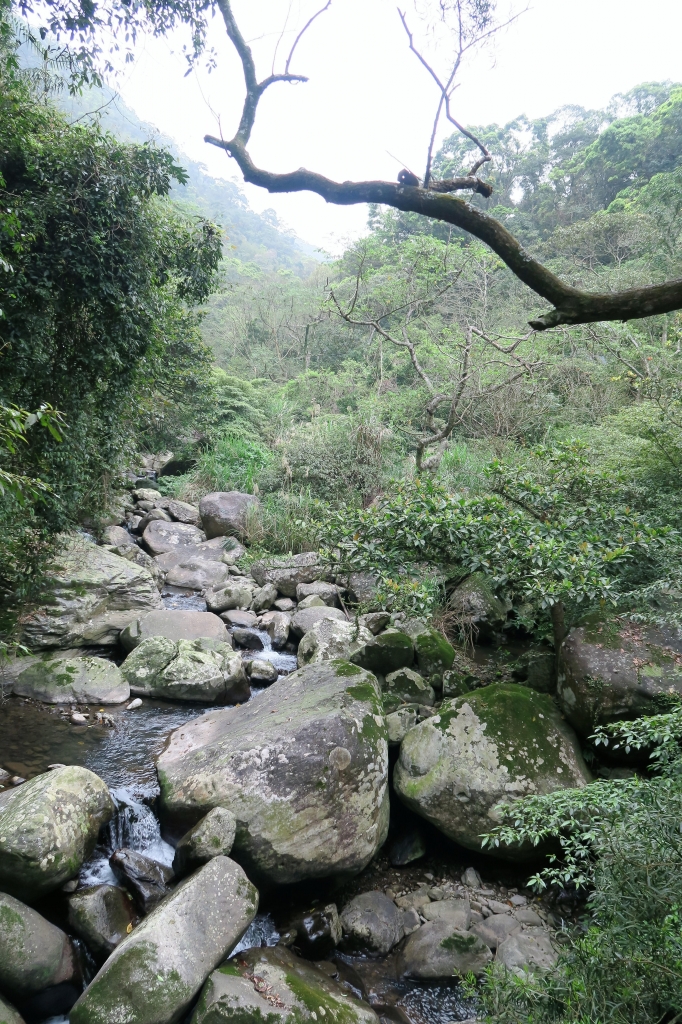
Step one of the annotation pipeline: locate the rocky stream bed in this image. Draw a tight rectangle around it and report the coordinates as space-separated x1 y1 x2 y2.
2 484 677 1024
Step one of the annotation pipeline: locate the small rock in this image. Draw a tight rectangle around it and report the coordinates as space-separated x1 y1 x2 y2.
471 913 521 949
383 667 435 712
386 707 418 746
297 594 326 610
222 609 258 628
246 659 279 685
68 884 139 960
260 610 291 649
167 500 202 527
47 763 66 770
399 920 492 979
102 525 134 547
461 867 482 888
291 605 346 638
513 907 543 927
232 629 264 650
296 581 340 606
133 488 162 502
359 612 391 635
173 807 237 876
487 899 512 915
109 849 174 913
251 583 279 613
205 583 255 614
127 698 143 710
510 894 528 907
496 928 557 974
70 712 88 725
395 890 431 911
61 879 79 893
422 899 471 931
274 598 296 612
401 907 421 935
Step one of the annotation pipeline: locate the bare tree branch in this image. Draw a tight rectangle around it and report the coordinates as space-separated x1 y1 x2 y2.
285 0 332 74
206 0 682 331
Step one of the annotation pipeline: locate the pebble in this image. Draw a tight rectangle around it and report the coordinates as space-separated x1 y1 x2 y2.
70 712 88 725
127 698 143 710
461 867 482 888
10 776 26 786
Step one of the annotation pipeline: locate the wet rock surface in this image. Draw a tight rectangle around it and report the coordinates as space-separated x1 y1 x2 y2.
122 636 248 703
173 807 237 876
67 884 139 960
109 847 174 912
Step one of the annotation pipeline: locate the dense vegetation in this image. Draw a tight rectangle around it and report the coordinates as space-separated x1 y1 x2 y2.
2 2 682 1017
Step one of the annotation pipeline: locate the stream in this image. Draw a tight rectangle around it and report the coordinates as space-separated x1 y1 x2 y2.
1 586 480 1024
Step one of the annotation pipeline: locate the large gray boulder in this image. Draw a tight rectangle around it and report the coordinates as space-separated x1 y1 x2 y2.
340 890 405 954
67 884 138 960
496 928 557 974
0 893 76 1002
191 946 378 1024
69 857 258 1024
154 537 236 570
157 661 389 884
383 667 434 712
167 499 202 526
290 605 346 638
121 637 248 703
0 766 114 902
13 652 129 704
120 609 229 652
251 552 329 597
199 491 259 540
446 574 509 643
558 617 682 736
18 536 162 650
394 684 591 860
142 520 205 556
205 582 256 614
351 629 415 675
164 559 231 591
399 919 492 978
403 620 456 680
297 619 373 667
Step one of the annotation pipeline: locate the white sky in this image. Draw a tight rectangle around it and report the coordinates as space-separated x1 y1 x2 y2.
110 0 682 253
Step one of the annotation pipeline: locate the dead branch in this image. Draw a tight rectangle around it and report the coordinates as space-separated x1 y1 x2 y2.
206 0 682 332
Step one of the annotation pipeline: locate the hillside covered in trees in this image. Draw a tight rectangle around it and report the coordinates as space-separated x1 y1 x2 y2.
2 2 682 1023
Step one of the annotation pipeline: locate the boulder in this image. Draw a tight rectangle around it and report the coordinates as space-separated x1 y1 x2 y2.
246 658 279 685
133 487 163 502
112 545 165 588
154 537 234 570
296 581 340 606
167 500 202 527
297 594 326 610
69 857 258 1024
383 668 434 712
496 928 557 974
142 519 205 556
205 583 256 614
386 707 418 745
399 920 492 979
446 575 509 643
471 913 521 949
0 893 76 1001
291 606 346 638
232 629 263 650
102 525 133 547
0 766 114 902
109 849 174 913
67 885 139 960
18 536 162 650
345 572 381 609
157 661 389 884
260 610 291 649
296 619 373 667
403 621 455 680
251 552 329 598
165 559 230 591
199 491 259 541
422 898 471 930
120 609 229 652
173 807 237 877
340 891 405 955
394 684 591 860
140 509 172 530
351 629 414 675
274 598 296 612
250 583 278 613
0 994 24 1024
121 637 248 704
558 617 682 736
191 946 378 1024
13 652 129 704
222 610 258 628
359 612 391 635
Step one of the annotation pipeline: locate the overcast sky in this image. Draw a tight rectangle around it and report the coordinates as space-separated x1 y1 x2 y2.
112 0 682 253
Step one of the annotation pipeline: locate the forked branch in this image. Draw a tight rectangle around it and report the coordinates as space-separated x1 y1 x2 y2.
206 0 682 332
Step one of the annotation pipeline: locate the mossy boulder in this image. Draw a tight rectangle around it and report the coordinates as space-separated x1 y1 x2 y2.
121 636 248 704
13 652 129 704
191 945 379 1024
383 667 435 712
558 616 682 736
70 857 258 1024
446 574 509 643
18 535 162 650
157 661 389 884
297 619 373 667
393 684 591 860
351 629 414 675
399 919 492 978
0 893 76 1001
0 766 114 902
251 552 329 597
